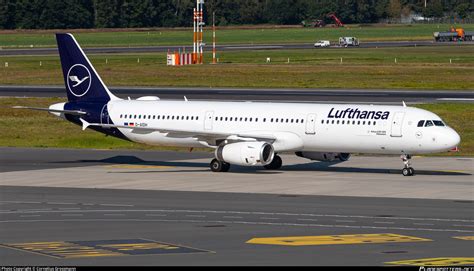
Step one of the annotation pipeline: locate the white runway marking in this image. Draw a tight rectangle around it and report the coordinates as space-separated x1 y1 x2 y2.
0 218 472 233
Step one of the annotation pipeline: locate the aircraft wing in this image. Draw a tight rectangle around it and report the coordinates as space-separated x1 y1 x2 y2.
13 106 87 116
79 118 277 144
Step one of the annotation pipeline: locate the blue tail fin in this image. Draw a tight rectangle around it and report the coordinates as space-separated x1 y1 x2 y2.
56 33 119 102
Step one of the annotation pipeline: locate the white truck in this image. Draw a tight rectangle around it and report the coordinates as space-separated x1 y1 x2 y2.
339 37 359 47
314 40 331 47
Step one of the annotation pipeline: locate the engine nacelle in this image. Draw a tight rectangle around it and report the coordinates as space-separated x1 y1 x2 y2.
216 142 274 166
295 151 351 162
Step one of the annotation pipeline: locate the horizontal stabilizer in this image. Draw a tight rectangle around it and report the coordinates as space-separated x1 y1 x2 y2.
13 106 87 115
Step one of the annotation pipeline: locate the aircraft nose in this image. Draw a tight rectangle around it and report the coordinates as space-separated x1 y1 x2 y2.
444 127 461 149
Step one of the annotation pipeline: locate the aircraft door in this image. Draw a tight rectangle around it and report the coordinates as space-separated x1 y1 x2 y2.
204 111 214 130
100 104 110 125
390 112 405 137
305 113 317 135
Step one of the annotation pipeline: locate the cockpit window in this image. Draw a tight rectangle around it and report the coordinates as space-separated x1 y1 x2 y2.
425 120 434 127
433 120 445 126
417 120 425 127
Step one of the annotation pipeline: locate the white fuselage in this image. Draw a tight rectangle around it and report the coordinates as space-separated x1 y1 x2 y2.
104 100 460 155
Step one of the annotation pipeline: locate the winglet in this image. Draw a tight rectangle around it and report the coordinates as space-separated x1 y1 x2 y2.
79 118 90 131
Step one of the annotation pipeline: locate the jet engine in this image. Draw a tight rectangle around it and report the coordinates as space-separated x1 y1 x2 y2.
216 142 274 166
295 151 351 162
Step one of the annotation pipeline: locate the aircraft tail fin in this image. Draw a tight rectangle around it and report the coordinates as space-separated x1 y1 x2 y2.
55 33 120 102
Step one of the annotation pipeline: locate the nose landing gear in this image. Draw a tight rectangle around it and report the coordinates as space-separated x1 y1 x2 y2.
401 154 415 176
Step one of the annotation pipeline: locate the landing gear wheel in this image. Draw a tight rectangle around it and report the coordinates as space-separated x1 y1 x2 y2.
402 167 415 176
264 155 282 170
400 154 415 176
210 159 230 172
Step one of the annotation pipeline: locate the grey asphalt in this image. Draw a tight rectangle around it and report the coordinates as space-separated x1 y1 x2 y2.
1 41 472 56
0 148 473 265
0 147 211 173
2 85 474 104
0 185 472 266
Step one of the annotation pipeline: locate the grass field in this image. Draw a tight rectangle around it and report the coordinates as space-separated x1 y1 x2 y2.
1 24 474 48
0 97 472 156
1 46 473 90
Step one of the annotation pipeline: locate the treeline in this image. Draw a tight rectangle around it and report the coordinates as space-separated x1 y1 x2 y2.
1 0 473 29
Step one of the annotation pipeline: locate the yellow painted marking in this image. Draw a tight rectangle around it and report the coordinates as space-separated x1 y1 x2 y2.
105 164 174 169
5 241 124 258
99 243 180 251
246 233 432 246
454 236 474 241
387 258 474 266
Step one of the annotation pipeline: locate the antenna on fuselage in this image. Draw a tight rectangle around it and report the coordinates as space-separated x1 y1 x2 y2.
402 101 407 107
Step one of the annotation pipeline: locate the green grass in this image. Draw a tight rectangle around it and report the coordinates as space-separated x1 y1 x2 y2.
1 46 474 90
0 98 472 156
1 24 473 48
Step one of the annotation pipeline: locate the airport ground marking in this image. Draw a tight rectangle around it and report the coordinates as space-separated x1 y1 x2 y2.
386 257 474 266
104 164 174 169
246 233 432 246
1 239 211 259
0 241 124 259
453 236 474 241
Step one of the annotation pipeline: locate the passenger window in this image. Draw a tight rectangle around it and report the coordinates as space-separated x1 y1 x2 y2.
417 120 425 127
263 118 266 122
326 120 329 124
342 120 345 124
196 116 199 120
331 120 334 124
425 120 434 127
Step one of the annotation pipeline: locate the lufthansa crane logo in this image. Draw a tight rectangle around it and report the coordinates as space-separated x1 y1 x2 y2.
67 64 91 97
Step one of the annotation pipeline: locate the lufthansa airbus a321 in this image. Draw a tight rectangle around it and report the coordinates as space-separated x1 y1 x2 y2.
16 33 461 176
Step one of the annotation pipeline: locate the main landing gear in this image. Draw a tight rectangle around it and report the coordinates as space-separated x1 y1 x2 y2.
209 155 283 172
401 154 415 176
210 158 230 172
264 155 282 170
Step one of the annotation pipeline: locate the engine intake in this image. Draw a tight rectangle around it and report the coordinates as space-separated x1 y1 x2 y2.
216 142 274 166
295 151 351 162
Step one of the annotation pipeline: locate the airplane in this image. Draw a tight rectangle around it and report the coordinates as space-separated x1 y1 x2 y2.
16 33 461 176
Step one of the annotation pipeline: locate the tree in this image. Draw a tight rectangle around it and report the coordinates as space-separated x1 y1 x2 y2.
0 0 16 29
387 0 402 22
39 0 94 29
14 0 45 29
95 0 122 28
